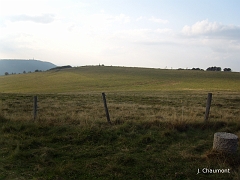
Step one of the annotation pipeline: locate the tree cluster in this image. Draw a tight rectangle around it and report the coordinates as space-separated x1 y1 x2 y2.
223 68 232 72
206 66 222 71
4 70 42 75
177 66 232 72
206 66 232 72
191 68 204 71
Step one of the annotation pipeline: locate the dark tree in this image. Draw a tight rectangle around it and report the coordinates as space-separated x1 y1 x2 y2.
5 72 9 75
206 66 222 71
192 67 201 70
223 68 231 72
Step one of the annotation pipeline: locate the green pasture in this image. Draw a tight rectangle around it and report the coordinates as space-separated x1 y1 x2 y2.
0 66 240 179
0 66 239 93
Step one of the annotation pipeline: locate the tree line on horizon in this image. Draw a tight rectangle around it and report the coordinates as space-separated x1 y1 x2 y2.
4 66 233 76
206 66 232 72
4 69 42 75
178 66 232 72
4 65 72 75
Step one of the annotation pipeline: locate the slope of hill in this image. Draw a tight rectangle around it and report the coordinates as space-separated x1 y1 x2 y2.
0 66 239 93
0 59 56 75
0 66 240 179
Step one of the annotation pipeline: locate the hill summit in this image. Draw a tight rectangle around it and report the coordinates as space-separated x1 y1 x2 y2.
0 59 56 75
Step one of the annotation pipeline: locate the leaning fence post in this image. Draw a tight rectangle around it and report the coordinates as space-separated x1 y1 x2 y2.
204 93 212 122
102 92 112 125
33 96 38 120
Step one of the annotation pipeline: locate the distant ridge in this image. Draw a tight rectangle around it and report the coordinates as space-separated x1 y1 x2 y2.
49 65 72 71
0 59 57 75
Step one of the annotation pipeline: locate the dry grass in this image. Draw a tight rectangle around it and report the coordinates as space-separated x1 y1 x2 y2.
0 92 239 126
0 91 240 179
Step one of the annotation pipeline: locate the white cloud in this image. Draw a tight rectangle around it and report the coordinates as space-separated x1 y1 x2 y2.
108 28 175 48
182 19 219 35
182 19 240 40
136 16 168 24
155 28 173 34
114 14 131 23
149 16 168 24
70 12 130 34
9 14 55 24
67 24 76 32
181 20 240 53
136 16 143 21
0 0 56 16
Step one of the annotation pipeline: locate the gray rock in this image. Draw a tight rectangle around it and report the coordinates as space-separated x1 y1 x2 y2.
213 132 238 153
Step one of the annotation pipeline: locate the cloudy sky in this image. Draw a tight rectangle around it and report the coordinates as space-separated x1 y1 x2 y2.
0 0 240 71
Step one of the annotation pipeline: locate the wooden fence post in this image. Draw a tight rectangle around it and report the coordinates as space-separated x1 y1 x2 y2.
33 96 38 120
102 92 112 125
204 93 212 122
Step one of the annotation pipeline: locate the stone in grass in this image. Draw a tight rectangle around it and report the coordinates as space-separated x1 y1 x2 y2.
213 132 238 153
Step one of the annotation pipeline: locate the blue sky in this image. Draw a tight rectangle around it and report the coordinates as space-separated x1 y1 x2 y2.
0 0 240 71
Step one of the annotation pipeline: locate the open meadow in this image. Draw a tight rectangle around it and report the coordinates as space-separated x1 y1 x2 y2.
0 66 240 179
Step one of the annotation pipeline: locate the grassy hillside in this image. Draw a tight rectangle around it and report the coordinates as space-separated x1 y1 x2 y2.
0 66 240 179
0 66 239 93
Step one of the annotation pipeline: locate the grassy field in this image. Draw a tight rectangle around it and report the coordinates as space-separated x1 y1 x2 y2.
0 66 239 93
0 66 240 179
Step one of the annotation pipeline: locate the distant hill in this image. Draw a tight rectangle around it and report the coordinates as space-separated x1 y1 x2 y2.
0 66 239 93
0 59 56 75
49 65 72 71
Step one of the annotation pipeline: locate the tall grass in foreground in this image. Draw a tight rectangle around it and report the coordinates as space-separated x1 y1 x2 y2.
0 92 240 179
0 111 240 179
0 92 239 125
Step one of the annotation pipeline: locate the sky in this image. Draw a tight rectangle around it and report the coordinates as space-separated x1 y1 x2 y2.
0 0 240 72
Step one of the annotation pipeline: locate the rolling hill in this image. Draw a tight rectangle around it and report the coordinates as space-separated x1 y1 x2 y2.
0 65 240 179
0 59 56 75
0 66 239 93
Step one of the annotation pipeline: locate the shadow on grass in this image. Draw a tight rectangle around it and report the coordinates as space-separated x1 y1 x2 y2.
1 113 240 179
118 119 239 132
205 150 240 169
